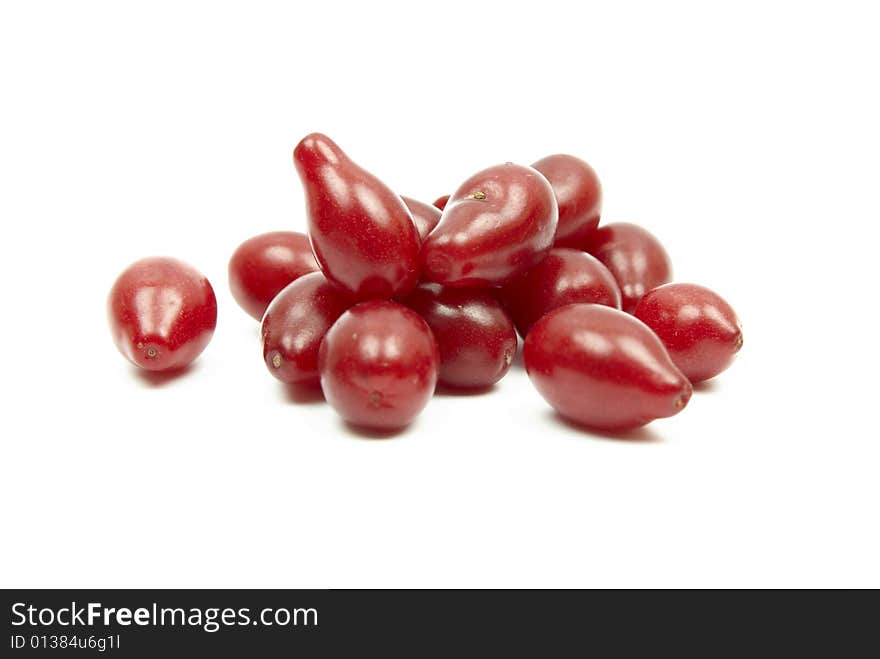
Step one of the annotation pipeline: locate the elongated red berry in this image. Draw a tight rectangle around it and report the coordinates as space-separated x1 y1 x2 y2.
293 133 421 300
524 304 692 430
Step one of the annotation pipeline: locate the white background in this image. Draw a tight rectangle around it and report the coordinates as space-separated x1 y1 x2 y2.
1 1 878 588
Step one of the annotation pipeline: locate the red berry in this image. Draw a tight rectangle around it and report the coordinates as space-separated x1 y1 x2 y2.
319 301 439 430
401 283 517 389
108 257 217 372
532 154 602 248
432 195 450 210
421 163 558 287
584 222 672 313
293 133 421 300
261 272 354 386
228 231 318 321
524 304 692 430
633 283 742 383
499 248 621 337
401 195 442 243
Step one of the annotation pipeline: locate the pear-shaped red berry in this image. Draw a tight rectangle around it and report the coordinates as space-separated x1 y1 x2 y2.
293 133 421 300
421 163 558 288
108 257 217 372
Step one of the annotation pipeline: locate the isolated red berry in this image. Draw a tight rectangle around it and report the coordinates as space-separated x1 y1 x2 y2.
261 272 354 386
633 283 742 383
499 248 621 337
524 304 692 430
584 222 672 313
293 133 421 300
228 231 318 321
532 154 602 248
319 301 439 430
421 163 558 288
402 283 517 389
108 257 217 371
401 196 442 243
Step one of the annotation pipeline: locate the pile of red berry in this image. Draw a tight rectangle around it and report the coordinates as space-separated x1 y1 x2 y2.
108 133 742 433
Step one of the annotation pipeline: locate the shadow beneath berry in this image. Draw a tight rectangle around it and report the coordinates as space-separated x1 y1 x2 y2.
434 383 496 397
343 421 406 440
280 382 325 405
692 379 720 393
549 411 663 443
132 362 197 387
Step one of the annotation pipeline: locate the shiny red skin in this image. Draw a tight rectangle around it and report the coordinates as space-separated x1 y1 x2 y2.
633 283 742 383
261 272 354 385
499 248 622 337
583 223 672 313
401 196 441 243
228 231 318 321
401 283 517 389
108 257 217 371
319 301 439 430
293 133 421 300
421 163 558 288
532 154 602 248
524 304 692 430
432 195 450 210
